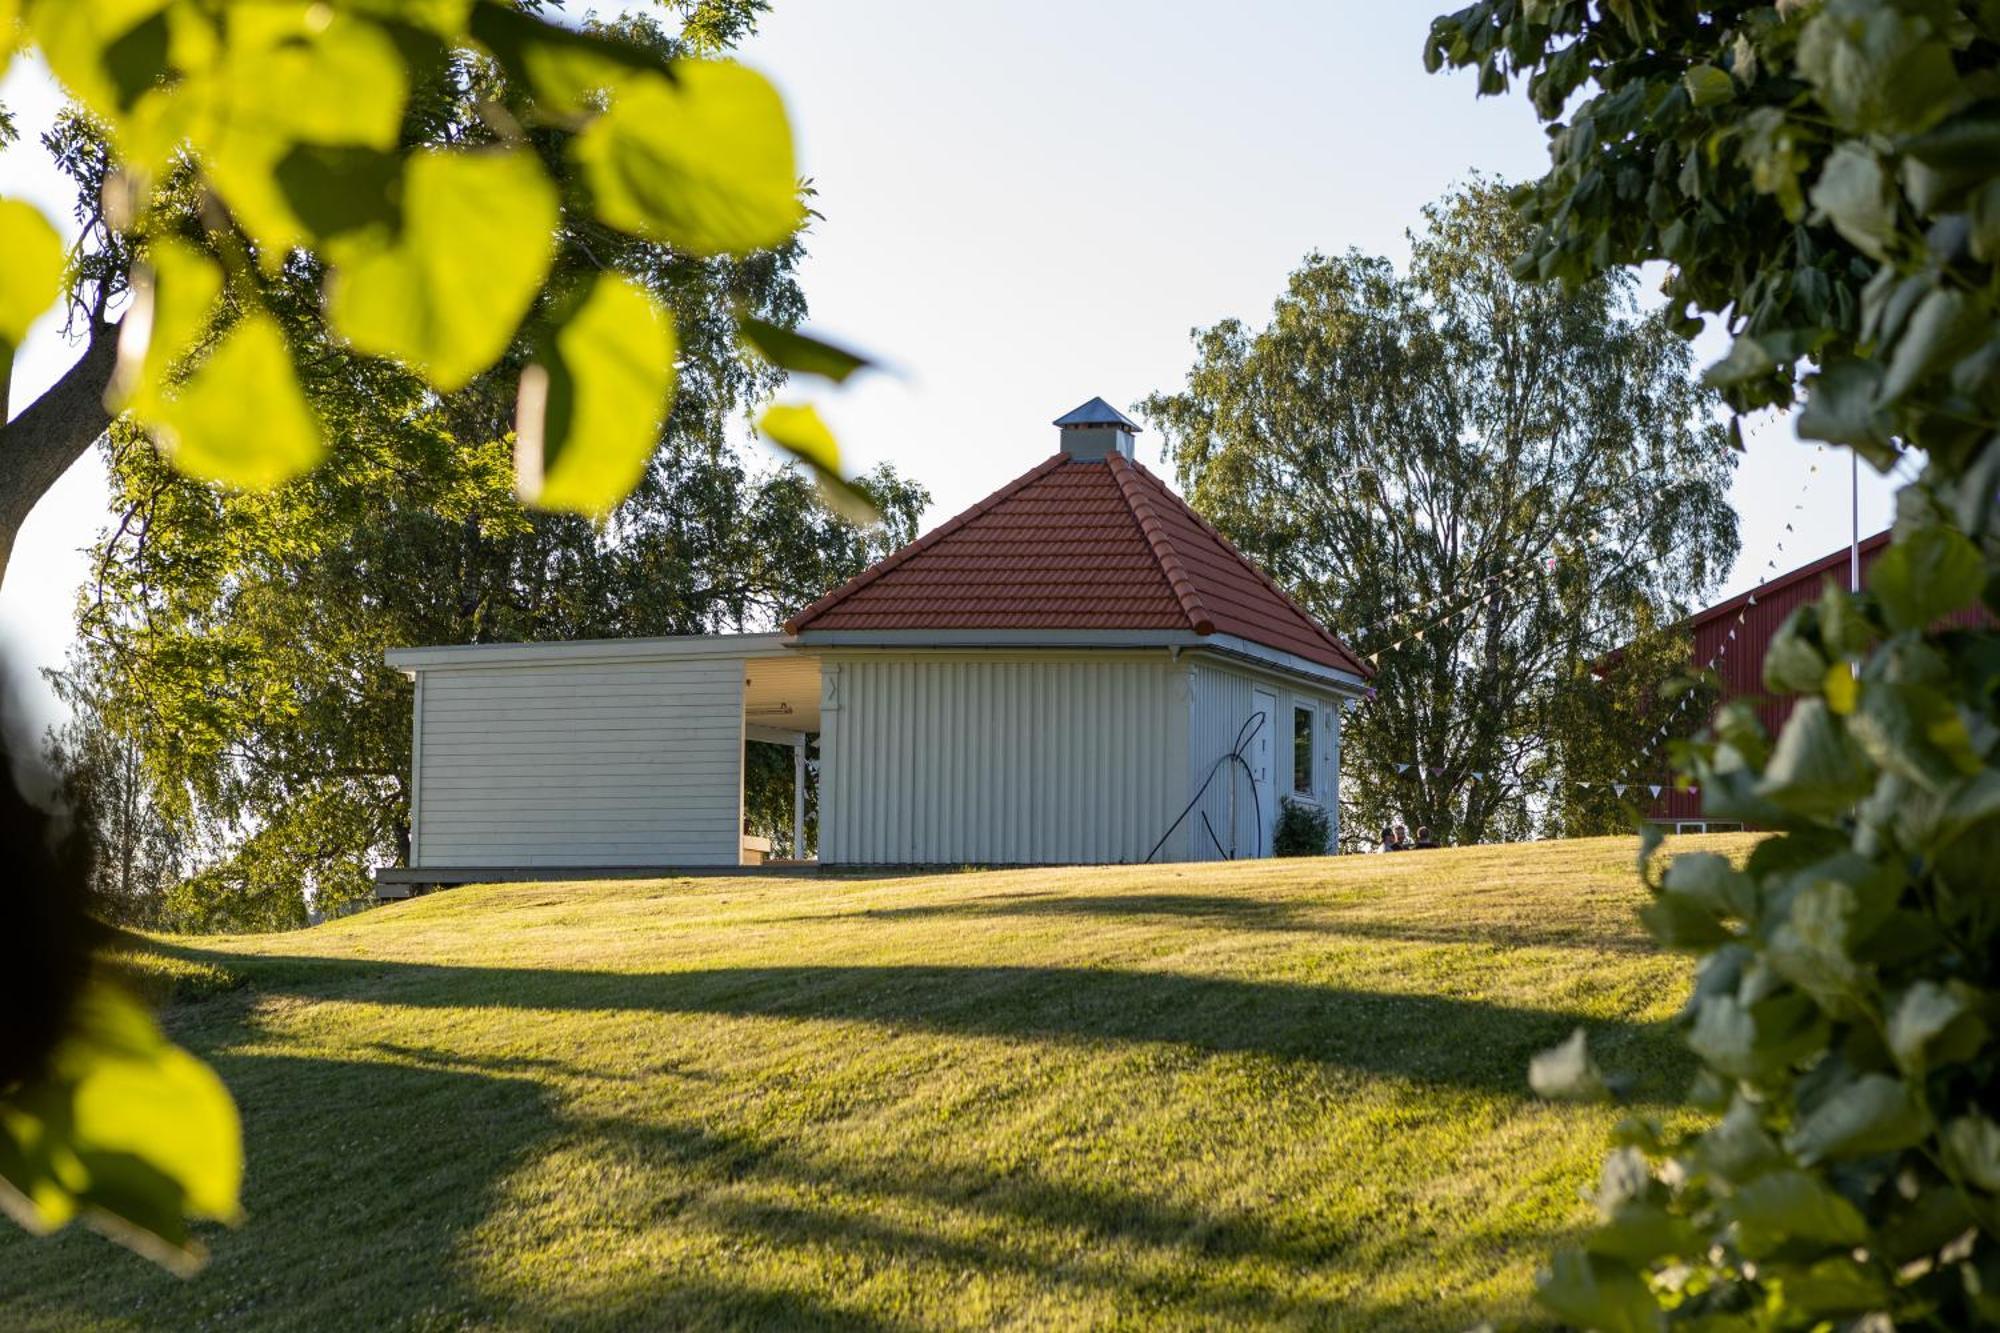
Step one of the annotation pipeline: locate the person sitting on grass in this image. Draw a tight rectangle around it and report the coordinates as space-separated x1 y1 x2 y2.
1412 825 1439 850
1386 823 1411 851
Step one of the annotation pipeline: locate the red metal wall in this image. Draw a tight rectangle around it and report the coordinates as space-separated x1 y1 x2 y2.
1645 533 1890 825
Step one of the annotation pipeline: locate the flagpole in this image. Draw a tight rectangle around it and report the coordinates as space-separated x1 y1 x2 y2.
1850 449 1860 594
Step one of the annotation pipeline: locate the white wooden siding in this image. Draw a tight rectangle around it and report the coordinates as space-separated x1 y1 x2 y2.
818 653 1187 865
414 657 744 868
1185 657 1345 860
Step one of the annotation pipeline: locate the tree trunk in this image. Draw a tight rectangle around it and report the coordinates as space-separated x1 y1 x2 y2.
0 321 121 586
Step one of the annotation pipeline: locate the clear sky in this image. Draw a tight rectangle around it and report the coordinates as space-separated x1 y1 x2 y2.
0 1 1903 728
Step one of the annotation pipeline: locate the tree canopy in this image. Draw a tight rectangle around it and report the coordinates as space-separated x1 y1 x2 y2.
1142 180 1738 844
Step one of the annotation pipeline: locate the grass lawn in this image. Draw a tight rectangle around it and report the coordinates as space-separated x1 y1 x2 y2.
0 834 1750 1331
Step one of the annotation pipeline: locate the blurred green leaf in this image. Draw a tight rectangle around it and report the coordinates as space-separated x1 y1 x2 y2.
148 312 326 488
1943 1113 2000 1192
1785 1073 1928 1164
1661 851 1757 920
202 7 408 256
575 59 803 257
1887 980 1985 1077
1763 607 1831 695
1755 700 1873 816
1534 1249 1661 1333
1528 1027 1609 1101
115 238 224 415
758 401 878 524
739 317 870 384
0 981 241 1273
1848 681 1981 792
0 198 63 349
328 147 558 391
1870 526 1983 633
1808 143 1895 260
1726 1169 1868 1258
1683 64 1734 108
468 1 661 116
521 273 677 517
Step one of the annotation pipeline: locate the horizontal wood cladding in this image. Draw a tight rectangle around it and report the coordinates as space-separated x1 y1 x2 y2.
415 658 744 868
818 654 1187 865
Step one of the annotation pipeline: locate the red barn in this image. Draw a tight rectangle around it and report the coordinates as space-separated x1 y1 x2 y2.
1644 531 1888 831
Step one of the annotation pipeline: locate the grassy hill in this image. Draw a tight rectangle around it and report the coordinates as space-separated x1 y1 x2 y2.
0 835 1748 1331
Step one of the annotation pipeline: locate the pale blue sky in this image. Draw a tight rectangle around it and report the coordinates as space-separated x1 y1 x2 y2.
0 1 1901 726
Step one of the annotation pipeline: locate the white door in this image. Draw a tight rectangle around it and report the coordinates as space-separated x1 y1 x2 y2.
1248 688 1277 857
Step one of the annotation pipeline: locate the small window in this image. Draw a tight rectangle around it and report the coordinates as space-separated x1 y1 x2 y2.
1293 706 1314 795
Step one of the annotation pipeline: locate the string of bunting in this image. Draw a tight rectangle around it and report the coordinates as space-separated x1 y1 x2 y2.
1377 444 1837 801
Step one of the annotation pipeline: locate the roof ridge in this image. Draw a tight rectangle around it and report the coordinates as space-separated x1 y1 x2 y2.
1106 453 1215 635
784 453 1073 635
1124 461 1374 679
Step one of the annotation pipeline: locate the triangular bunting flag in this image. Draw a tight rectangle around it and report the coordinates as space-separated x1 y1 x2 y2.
1648 784 1662 798
1612 783 1627 797
1394 763 1410 775
1747 594 1757 606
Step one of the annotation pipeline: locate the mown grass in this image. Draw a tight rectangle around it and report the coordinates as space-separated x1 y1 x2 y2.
2 834 1754 1331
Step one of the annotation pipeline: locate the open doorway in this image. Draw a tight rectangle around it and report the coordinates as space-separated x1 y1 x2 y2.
742 655 822 865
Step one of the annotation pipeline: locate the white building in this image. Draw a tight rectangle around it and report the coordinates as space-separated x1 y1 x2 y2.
381 400 1372 890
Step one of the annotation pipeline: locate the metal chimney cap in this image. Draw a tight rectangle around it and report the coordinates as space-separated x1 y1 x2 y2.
1052 397 1141 431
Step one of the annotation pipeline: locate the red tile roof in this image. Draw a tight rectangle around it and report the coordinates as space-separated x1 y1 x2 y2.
785 452 1372 678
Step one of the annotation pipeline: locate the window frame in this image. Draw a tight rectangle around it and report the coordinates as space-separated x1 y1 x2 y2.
1292 703 1315 797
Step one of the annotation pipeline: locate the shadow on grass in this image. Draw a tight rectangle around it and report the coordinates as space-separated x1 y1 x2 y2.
804 890 1654 954
166 950 1686 1099
3 946 1651 1330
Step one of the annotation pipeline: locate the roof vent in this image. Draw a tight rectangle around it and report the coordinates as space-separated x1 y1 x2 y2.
1054 396 1139 462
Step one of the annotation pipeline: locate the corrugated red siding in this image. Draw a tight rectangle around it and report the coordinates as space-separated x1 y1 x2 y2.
1646 530 1984 824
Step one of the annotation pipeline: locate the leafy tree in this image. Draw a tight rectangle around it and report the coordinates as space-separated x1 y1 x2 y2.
1140 181 1738 845
0 0 868 584
1431 2 2000 1328
42 656 191 929
64 408 921 929
2 0 879 1269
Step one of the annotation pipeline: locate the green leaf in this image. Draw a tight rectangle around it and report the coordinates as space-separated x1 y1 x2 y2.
1755 699 1874 817
1662 852 1757 919
1640 892 1733 951
1886 980 1985 1077
1943 1113 2000 1192
739 317 870 384
0 981 241 1273
467 1 663 116
1763 607 1831 694
1797 358 1892 459
1808 143 1895 261
202 7 409 256
0 198 64 348
1726 1169 1868 1258
574 59 803 256
1683 63 1734 108
758 402 879 524
520 273 678 517
1534 1249 1662 1333
1703 333 1776 387
148 312 327 488
115 239 225 415
1588 1201 1696 1265
1869 526 1983 632
1785 1073 1928 1164
1529 1027 1609 1101
1690 991 1829 1082
1795 2 1960 136
1881 288 1982 406
328 147 558 392
1847 681 1982 793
